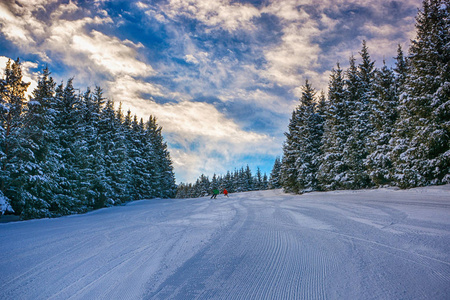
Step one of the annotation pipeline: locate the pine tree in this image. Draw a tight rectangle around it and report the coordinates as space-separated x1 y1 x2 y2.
393 45 408 91
211 173 219 190
0 58 30 215
98 99 124 205
50 79 83 215
281 107 301 193
350 43 376 188
77 87 100 208
342 48 374 189
293 80 323 192
366 61 399 185
146 116 177 198
255 167 263 190
269 156 282 189
222 171 233 192
318 63 351 190
19 66 56 218
262 173 269 190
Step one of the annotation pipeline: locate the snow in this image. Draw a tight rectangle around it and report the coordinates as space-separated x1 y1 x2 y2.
0 194 13 215
1 185 450 299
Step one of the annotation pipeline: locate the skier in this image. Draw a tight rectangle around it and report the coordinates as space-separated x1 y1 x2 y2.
223 189 229 197
211 188 219 199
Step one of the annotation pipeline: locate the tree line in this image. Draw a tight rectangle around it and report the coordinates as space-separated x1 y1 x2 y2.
176 165 278 198
272 0 449 194
0 63 176 219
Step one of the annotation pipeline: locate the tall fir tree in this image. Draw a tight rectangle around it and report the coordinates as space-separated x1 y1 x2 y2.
281 104 301 193
19 66 56 218
318 63 351 190
0 58 30 214
292 80 323 192
146 116 177 198
269 156 282 189
366 61 399 185
51 79 84 215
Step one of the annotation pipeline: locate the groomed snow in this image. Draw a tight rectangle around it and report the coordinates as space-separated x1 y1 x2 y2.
1 185 449 299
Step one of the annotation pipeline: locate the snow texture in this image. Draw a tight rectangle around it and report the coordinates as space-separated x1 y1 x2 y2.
1 185 449 299
0 195 13 215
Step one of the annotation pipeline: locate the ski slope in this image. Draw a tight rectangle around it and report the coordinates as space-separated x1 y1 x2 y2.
1 186 449 299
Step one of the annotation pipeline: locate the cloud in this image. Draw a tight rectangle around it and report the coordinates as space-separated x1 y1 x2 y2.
0 0 152 83
184 54 199 64
162 0 260 32
70 30 151 77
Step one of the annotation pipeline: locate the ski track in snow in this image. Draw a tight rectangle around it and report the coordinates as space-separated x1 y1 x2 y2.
1 186 449 299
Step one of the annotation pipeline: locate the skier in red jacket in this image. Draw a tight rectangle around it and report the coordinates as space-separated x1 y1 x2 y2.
223 189 229 197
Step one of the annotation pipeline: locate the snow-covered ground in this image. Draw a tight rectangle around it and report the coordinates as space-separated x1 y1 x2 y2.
1 186 449 299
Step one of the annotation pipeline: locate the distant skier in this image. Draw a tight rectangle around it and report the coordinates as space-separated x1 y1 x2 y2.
223 189 229 197
211 189 219 199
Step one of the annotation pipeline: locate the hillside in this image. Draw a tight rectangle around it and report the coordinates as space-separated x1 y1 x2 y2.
1 185 449 299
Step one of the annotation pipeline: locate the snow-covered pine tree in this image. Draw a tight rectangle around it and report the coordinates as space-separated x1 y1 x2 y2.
127 115 147 200
338 48 374 189
280 104 301 193
318 63 351 190
0 58 30 215
348 42 376 188
222 171 233 192
211 173 219 191
50 79 84 215
19 66 56 218
243 165 254 191
255 167 263 190
391 0 450 187
365 61 399 185
393 45 408 92
99 99 127 205
146 115 176 198
197 174 210 197
87 86 108 206
110 102 131 203
316 91 327 121
77 87 101 208
176 182 189 198
293 80 323 193
262 173 269 190
269 156 282 189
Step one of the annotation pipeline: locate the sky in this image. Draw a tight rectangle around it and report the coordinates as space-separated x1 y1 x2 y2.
0 0 422 183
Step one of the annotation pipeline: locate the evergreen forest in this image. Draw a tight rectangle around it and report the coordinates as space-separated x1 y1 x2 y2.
0 63 176 219
276 0 449 193
176 165 280 198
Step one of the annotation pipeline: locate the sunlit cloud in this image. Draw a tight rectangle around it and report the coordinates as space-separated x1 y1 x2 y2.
71 31 150 77
162 0 260 32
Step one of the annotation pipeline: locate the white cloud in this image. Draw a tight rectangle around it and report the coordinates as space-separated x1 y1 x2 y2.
184 54 199 64
71 30 152 77
260 2 324 90
107 75 165 105
0 0 155 86
162 0 260 32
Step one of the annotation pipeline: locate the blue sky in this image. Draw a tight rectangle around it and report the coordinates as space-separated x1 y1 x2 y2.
0 0 421 183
